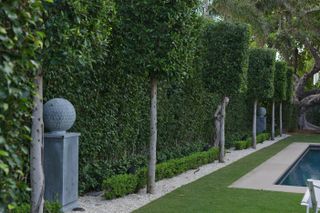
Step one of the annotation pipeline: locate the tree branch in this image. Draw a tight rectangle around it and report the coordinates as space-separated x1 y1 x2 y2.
300 93 320 108
302 7 320 16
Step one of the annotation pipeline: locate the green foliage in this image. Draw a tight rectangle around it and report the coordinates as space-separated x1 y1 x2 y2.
113 0 200 79
12 201 61 213
247 48 276 100
203 22 250 96
0 0 44 210
103 174 138 199
44 1 252 193
235 133 270 150
103 148 219 200
286 67 294 101
274 61 287 101
234 140 251 150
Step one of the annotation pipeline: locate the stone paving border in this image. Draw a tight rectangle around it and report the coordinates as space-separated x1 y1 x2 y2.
73 134 289 213
230 142 319 193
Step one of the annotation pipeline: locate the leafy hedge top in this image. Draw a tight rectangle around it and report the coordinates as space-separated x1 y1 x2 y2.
114 0 200 79
274 61 287 101
203 22 250 96
247 48 276 100
286 67 294 102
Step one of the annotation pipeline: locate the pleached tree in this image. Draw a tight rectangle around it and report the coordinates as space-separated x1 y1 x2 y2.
274 61 287 136
248 48 275 148
203 22 250 162
114 0 200 193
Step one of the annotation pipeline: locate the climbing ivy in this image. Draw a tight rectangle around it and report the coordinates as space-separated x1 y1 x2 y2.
0 0 44 210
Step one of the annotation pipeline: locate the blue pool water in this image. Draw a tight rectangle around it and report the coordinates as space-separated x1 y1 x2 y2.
277 146 320 186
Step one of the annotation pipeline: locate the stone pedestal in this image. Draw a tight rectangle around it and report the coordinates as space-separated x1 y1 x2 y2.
44 132 80 212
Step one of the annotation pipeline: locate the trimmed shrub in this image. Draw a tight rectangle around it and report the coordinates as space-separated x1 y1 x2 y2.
234 141 250 150
203 22 250 96
12 201 61 213
257 133 270 143
248 48 276 100
103 174 138 200
274 61 287 101
103 148 218 199
234 133 270 150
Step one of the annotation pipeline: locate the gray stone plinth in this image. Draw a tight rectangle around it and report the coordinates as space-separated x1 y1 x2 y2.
44 132 80 212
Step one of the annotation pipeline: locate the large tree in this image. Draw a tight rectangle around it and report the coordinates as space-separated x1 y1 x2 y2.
211 0 320 130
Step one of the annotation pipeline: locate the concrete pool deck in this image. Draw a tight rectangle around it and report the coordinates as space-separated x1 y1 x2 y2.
230 142 320 194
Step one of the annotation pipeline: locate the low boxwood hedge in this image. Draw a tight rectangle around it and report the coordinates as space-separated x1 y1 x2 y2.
102 174 138 199
235 133 271 150
12 201 61 213
103 148 219 199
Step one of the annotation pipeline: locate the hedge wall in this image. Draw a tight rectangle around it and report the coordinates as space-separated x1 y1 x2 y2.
43 2 252 192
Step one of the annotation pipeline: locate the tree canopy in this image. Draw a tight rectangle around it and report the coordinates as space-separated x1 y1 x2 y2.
203 22 250 96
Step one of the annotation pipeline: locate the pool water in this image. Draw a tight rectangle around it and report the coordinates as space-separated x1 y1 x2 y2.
277 146 320 186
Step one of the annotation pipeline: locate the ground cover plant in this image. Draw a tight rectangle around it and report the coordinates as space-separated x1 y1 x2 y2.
136 134 320 213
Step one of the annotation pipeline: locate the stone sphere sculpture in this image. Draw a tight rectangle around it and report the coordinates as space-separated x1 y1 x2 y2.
258 107 267 117
44 98 76 133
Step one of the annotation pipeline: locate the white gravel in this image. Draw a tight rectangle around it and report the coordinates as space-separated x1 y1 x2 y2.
75 134 289 213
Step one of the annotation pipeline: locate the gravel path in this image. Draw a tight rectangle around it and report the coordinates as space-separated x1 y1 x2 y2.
74 134 289 213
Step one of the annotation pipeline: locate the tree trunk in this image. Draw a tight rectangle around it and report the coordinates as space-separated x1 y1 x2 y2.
279 102 283 136
147 77 157 194
213 104 222 147
31 74 44 213
252 100 257 149
219 97 228 163
213 118 220 147
271 100 275 140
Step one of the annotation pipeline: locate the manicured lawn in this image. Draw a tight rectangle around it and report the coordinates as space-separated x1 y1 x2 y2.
136 134 320 213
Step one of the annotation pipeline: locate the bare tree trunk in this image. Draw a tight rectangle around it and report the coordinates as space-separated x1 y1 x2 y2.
279 102 283 136
147 77 157 194
31 74 44 213
271 100 275 140
214 104 222 147
219 97 229 163
252 100 257 149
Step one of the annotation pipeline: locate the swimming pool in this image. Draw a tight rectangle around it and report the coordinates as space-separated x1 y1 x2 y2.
276 145 320 186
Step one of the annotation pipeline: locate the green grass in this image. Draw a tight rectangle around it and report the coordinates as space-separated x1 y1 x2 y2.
136 134 320 213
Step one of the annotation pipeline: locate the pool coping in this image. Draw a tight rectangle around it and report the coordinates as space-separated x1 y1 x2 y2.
229 142 320 194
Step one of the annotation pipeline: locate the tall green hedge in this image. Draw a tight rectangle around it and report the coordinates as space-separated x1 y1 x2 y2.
0 0 44 210
248 48 276 100
203 22 250 96
44 10 252 192
274 61 287 101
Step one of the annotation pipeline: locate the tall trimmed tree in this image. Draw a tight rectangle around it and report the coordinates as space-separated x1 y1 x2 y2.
274 61 287 136
248 48 275 148
203 22 250 162
114 0 200 193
